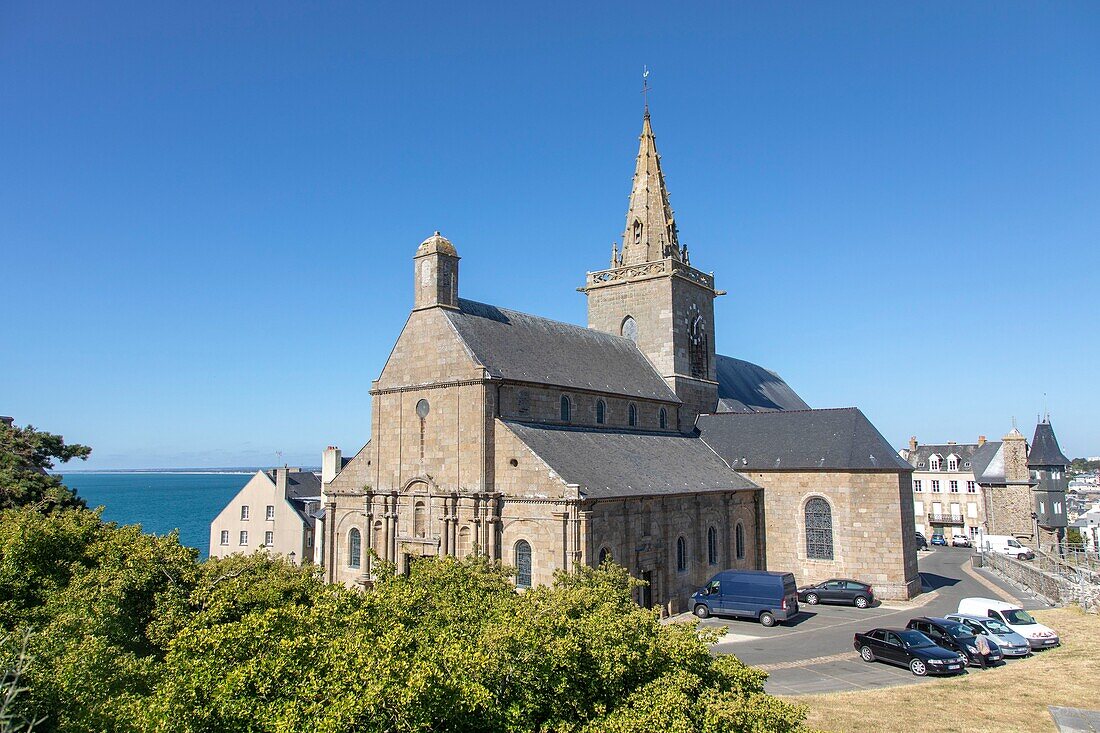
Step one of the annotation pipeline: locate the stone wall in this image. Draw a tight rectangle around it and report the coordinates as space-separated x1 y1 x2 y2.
745 469 920 600
585 490 760 615
497 382 677 432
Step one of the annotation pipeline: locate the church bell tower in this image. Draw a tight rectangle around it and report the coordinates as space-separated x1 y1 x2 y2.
580 108 723 428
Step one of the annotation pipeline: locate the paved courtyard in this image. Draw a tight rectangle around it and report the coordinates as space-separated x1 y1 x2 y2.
689 547 1052 694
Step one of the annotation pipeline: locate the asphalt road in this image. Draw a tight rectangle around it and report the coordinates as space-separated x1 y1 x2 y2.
695 548 1051 695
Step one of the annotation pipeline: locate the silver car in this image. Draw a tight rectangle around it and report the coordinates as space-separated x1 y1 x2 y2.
945 613 1032 658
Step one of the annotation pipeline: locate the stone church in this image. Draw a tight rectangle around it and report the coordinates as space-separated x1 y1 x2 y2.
321 109 919 612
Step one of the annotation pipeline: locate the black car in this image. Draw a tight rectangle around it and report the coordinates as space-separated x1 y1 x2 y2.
798 579 875 608
853 628 968 676
906 617 1003 668
915 532 928 550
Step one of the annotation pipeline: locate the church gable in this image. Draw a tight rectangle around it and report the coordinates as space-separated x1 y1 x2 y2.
376 308 484 390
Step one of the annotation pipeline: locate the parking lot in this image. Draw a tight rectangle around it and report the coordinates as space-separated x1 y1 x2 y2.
688 548 1051 694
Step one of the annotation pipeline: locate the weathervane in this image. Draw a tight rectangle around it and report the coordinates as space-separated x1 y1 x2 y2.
642 65 651 116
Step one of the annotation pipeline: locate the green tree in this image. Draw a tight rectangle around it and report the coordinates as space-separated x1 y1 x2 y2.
0 422 90 511
146 557 808 733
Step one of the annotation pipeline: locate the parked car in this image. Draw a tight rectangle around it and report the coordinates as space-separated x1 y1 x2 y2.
979 535 1035 560
691 570 800 627
915 532 928 550
853 628 968 676
945 613 1032 658
798 579 875 608
957 597 1060 649
906 616 1003 667
931 533 948 546
951 534 972 547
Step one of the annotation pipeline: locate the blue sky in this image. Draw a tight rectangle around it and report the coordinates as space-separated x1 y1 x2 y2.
3 2 1098 468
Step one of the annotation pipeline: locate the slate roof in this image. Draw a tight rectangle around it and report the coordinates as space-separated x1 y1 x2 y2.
264 470 322 523
715 355 810 413
1029 421 1070 467
502 420 757 499
969 441 1006 483
444 299 679 402
905 443 983 470
696 407 911 471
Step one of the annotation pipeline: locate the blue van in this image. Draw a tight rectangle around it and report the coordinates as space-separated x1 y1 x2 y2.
690 570 800 627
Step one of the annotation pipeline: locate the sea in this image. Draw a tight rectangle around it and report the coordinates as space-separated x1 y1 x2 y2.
59 471 256 558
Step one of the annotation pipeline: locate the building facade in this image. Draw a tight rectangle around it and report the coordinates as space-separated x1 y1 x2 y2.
900 437 988 541
321 110 920 610
209 468 322 563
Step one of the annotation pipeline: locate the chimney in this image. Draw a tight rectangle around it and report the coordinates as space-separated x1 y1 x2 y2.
978 435 987 447
947 441 957 445
1002 428 1029 483
909 436 918 452
322 446 342 485
274 467 291 497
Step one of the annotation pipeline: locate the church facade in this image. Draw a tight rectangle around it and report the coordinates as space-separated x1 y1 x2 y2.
322 111 919 611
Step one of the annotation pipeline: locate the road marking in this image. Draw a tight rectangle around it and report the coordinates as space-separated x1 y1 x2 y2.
755 651 857 671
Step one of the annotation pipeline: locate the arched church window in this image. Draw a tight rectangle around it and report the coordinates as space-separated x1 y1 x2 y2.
676 536 687 571
707 527 718 565
805 498 834 560
596 399 606 425
515 540 533 588
659 408 667 430
628 403 638 427
413 501 426 538
621 316 637 342
560 395 571 422
735 523 745 560
598 546 612 565
348 528 362 569
458 526 472 557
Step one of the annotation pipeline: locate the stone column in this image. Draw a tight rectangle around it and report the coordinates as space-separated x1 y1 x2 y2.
382 494 393 563
487 494 500 561
440 495 452 557
364 492 374 577
389 491 400 562
325 499 337 583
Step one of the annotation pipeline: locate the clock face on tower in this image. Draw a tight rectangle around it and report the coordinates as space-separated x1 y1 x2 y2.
686 303 708 379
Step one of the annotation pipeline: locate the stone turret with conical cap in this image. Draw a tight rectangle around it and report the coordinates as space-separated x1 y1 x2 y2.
620 110 682 265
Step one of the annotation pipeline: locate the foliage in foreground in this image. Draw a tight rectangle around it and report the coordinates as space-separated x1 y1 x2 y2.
0 420 806 732
0 509 807 733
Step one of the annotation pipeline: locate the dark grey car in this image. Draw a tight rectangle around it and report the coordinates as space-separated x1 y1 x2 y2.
798 578 874 608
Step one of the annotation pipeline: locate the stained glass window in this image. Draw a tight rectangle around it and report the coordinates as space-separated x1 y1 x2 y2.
515 540 532 588
736 523 745 560
676 536 687 571
348 528 362 569
707 527 718 565
805 498 834 560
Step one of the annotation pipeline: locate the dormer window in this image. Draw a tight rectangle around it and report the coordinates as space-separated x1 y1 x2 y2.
947 456 959 472
929 455 941 471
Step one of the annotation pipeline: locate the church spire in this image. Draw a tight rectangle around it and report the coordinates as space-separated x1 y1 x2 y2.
620 109 680 265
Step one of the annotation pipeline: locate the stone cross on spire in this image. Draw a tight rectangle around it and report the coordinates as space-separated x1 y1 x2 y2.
620 107 681 266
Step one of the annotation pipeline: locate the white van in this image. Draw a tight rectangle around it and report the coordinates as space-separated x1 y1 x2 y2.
956 597 1059 650
980 534 1035 560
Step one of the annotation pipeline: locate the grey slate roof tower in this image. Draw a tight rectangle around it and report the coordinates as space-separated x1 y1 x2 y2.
1029 417 1070 543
